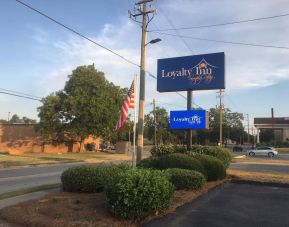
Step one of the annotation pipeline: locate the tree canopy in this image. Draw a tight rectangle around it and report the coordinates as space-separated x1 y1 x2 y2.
144 106 247 146
37 65 127 150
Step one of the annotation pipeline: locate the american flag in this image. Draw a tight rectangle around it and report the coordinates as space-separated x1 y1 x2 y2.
115 80 135 132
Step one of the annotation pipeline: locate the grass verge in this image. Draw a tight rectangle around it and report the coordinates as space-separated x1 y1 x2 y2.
228 169 289 184
0 184 61 200
232 156 289 165
0 152 134 169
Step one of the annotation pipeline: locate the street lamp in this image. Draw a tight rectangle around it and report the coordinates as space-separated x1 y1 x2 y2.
145 38 162 46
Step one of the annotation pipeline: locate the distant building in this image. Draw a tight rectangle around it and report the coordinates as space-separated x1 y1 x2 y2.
0 124 100 154
254 117 289 143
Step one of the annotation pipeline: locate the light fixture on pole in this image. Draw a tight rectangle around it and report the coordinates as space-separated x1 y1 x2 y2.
145 38 162 46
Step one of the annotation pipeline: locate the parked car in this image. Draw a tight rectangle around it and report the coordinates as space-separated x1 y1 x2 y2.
247 146 278 157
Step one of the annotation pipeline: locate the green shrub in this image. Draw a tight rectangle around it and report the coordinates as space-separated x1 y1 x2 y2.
150 144 175 157
138 153 206 176
164 168 206 190
186 153 226 181
173 145 188 154
61 164 130 193
188 145 232 168
106 168 174 220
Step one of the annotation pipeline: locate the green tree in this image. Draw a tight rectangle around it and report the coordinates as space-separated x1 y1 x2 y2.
209 107 244 144
37 65 126 151
22 116 37 124
144 107 177 144
9 114 20 123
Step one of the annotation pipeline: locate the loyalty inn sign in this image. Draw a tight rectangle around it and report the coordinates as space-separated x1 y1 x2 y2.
170 110 209 129
157 52 225 92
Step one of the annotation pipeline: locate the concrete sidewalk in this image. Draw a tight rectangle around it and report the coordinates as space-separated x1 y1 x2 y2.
0 187 61 209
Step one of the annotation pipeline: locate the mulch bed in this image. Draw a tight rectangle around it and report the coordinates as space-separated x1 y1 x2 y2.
0 180 225 227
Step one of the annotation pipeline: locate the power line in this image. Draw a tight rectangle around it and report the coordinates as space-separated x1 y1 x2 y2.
156 7 193 54
16 0 189 103
155 100 186 109
149 12 289 31
0 91 42 101
150 31 289 50
16 0 140 68
15 1 162 82
0 88 42 99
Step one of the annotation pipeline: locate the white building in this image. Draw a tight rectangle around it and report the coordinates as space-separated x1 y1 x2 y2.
254 117 289 143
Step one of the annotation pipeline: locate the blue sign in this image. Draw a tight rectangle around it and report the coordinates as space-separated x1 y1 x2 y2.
170 110 208 129
157 52 225 92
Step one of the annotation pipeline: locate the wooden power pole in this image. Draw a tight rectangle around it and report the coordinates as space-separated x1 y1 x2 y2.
129 0 155 163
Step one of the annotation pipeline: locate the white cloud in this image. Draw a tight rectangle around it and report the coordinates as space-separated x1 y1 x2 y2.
35 0 289 107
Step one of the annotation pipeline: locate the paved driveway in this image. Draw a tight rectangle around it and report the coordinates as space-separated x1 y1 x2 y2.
145 183 289 227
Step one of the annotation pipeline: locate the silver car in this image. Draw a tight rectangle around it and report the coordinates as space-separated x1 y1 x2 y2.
247 146 278 157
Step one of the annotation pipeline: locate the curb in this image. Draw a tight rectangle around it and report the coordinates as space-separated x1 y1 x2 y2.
231 179 289 188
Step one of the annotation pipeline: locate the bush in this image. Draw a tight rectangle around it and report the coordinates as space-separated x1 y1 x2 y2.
106 168 174 220
61 164 130 193
188 145 232 168
150 144 174 157
138 153 206 176
164 168 206 190
173 145 188 154
186 153 226 181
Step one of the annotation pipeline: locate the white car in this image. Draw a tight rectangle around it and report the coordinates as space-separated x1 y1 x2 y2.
247 146 278 157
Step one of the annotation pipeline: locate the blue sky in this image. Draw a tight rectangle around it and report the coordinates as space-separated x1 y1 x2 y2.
1 0 289 129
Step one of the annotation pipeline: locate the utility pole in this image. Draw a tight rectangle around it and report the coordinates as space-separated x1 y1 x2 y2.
153 98 157 145
187 91 193 149
247 114 250 144
129 0 155 163
251 127 254 146
7 112 11 122
216 90 224 147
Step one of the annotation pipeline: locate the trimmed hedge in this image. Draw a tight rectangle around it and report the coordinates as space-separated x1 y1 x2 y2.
61 164 130 193
186 153 226 181
138 153 206 176
106 168 174 220
150 144 174 157
188 145 232 168
165 168 206 190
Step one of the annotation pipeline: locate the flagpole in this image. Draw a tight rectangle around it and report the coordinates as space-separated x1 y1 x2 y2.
133 74 137 167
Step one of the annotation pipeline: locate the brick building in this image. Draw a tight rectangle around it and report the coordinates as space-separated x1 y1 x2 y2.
0 124 100 154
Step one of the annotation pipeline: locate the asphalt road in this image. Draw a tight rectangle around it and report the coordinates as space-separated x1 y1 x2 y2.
146 183 289 227
0 162 83 194
230 153 289 173
230 162 289 173
233 153 289 160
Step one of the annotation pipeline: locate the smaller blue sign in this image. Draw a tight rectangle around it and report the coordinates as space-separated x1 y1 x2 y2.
170 110 208 129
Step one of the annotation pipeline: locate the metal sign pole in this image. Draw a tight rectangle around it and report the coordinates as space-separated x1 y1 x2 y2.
187 90 193 149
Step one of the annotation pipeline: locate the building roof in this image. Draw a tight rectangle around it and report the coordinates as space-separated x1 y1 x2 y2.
254 117 289 125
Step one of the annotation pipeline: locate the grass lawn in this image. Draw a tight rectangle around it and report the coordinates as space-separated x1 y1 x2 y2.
277 147 289 154
0 180 224 227
0 152 132 169
228 169 289 184
0 146 152 169
232 156 289 165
